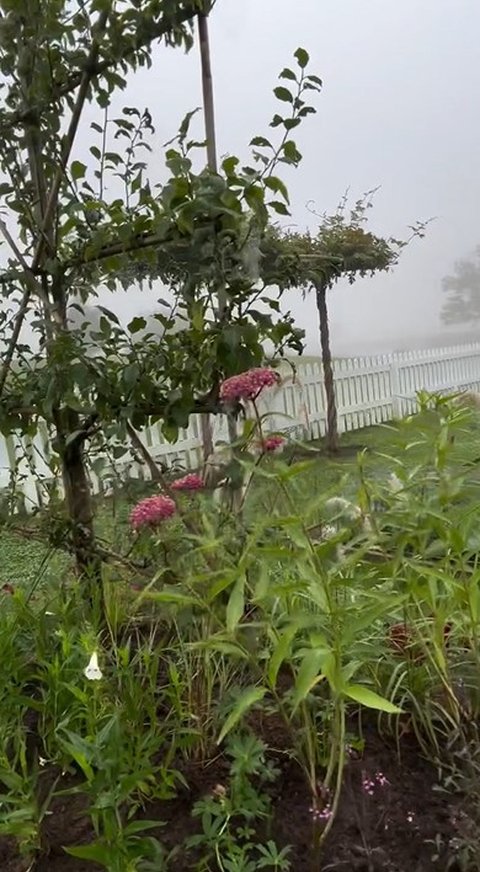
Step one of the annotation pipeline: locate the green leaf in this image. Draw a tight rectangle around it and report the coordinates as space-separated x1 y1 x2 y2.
217 686 267 744
222 155 239 175
274 86 293 103
123 819 164 837
226 575 245 633
292 650 326 711
71 160 87 180
269 201 290 216
244 185 265 211
146 589 199 607
192 638 249 659
282 140 302 163
65 843 110 866
128 316 147 334
250 136 273 148
343 684 403 714
162 421 179 443
278 460 314 480
97 305 120 324
280 67 297 81
57 737 94 782
267 624 297 688
178 108 200 142
294 47 310 68
264 175 290 203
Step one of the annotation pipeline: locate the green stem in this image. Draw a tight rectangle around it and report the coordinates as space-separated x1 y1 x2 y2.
313 699 346 864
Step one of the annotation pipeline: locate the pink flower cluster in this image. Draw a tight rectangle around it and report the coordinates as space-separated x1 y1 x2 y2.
362 770 389 796
130 495 176 530
171 473 204 492
258 434 285 454
309 803 332 822
219 367 280 403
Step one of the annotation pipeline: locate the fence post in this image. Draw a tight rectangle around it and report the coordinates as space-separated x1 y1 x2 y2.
390 359 402 419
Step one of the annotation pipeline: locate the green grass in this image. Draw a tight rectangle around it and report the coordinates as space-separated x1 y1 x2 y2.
0 533 70 594
2 410 480 592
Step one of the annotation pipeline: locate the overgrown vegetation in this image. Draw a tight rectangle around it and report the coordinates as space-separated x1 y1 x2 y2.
0 0 320 580
0 2 478 871
1 396 480 870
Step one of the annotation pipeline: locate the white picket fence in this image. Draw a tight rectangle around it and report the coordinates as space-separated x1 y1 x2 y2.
4 342 480 511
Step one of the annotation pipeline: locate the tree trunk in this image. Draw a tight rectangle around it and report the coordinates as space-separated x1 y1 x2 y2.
315 281 339 454
198 12 218 173
198 11 217 462
54 411 101 589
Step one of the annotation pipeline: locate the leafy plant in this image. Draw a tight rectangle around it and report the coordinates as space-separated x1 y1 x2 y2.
187 733 289 872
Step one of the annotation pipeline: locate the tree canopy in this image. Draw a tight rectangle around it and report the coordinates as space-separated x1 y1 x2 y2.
441 247 480 325
259 195 406 293
0 3 321 441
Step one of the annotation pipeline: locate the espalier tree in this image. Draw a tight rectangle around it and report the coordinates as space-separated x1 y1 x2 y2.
261 196 427 452
0 0 321 583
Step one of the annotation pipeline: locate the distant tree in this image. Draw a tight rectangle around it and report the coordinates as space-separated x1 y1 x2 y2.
262 196 424 453
441 247 480 325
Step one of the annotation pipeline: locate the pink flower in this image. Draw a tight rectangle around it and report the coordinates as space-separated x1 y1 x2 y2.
219 368 280 403
258 434 285 454
361 770 389 795
130 495 176 530
171 473 204 492
309 804 332 822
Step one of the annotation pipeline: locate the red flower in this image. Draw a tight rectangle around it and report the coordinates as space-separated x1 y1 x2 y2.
258 434 285 454
130 495 176 530
220 368 280 403
171 473 204 491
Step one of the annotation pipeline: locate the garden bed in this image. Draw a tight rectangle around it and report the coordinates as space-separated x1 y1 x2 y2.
0 719 471 872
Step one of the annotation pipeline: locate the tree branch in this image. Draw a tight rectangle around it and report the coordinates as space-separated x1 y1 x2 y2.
0 220 32 273
31 8 111 272
0 286 32 398
126 421 165 481
0 8 111 402
8 3 208 127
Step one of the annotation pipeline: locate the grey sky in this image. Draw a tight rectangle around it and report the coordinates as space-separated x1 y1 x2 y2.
93 0 480 354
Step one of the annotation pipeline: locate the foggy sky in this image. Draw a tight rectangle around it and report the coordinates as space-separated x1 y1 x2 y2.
88 0 480 354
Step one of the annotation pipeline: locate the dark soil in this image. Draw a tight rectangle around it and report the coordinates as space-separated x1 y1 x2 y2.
1 718 473 872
